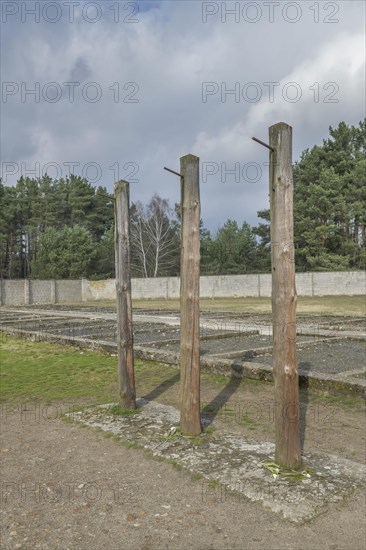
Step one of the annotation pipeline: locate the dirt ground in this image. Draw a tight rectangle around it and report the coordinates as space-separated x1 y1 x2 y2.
1 383 365 549
1 300 365 549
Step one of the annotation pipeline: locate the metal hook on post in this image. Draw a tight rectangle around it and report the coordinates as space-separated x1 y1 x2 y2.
163 166 184 178
252 136 275 152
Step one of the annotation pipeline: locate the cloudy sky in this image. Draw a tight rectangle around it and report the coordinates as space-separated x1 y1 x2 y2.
1 0 365 231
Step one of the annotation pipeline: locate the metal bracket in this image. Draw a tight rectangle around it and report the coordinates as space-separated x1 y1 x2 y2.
252 136 275 152
164 167 184 178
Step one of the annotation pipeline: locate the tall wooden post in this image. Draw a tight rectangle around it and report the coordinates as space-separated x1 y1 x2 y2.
180 154 202 435
114 180 136 409
269 123 301 469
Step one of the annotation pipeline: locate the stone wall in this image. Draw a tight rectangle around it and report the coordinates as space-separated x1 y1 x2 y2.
0 280 82 306
56 280 83 303
85 271 365 301
0 272 364 306
0 280 26 306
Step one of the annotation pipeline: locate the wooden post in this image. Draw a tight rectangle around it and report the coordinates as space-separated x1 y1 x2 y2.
269 123 301 469
180 154 202 435
114 180 136 409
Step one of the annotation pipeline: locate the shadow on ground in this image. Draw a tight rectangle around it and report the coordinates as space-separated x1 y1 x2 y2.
142 373 180 402
201 375 242 426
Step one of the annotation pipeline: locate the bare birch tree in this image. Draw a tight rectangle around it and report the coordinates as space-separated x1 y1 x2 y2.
130 194 179 277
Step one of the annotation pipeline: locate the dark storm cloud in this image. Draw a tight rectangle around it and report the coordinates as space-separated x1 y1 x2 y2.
1 0 365 230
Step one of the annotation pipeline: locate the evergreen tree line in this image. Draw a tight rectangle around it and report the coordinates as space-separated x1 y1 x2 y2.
0 121 364 279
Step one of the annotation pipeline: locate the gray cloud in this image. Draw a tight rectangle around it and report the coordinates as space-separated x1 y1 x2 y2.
69 57 92 83
1 0 365 230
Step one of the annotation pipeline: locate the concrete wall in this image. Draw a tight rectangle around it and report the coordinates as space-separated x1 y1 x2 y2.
0 280 82 306
29 280 55 304
56 280 83 303
85 271 365 301
0 272 364 306
81 278 115 302
312 271 365 297
1 280 26 306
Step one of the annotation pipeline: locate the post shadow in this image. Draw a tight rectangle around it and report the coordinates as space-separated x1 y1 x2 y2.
298 360 312 454
201 374 242 427
141 372 180 402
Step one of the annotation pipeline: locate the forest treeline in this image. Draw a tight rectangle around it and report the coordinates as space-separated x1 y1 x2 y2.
0 121 365 279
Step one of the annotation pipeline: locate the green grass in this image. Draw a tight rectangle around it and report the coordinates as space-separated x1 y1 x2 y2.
191 472 204 481
0 337 116 403
239 413 259 429
107 404 141 416
201 372 261 387
0 336 178 405
1 335 363 417
204 426 215 434
261 461 313 480
305 389 365 408
169 460 184 471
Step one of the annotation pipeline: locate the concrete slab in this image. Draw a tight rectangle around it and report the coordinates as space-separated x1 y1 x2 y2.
1 307 365 396
70 399 366 524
